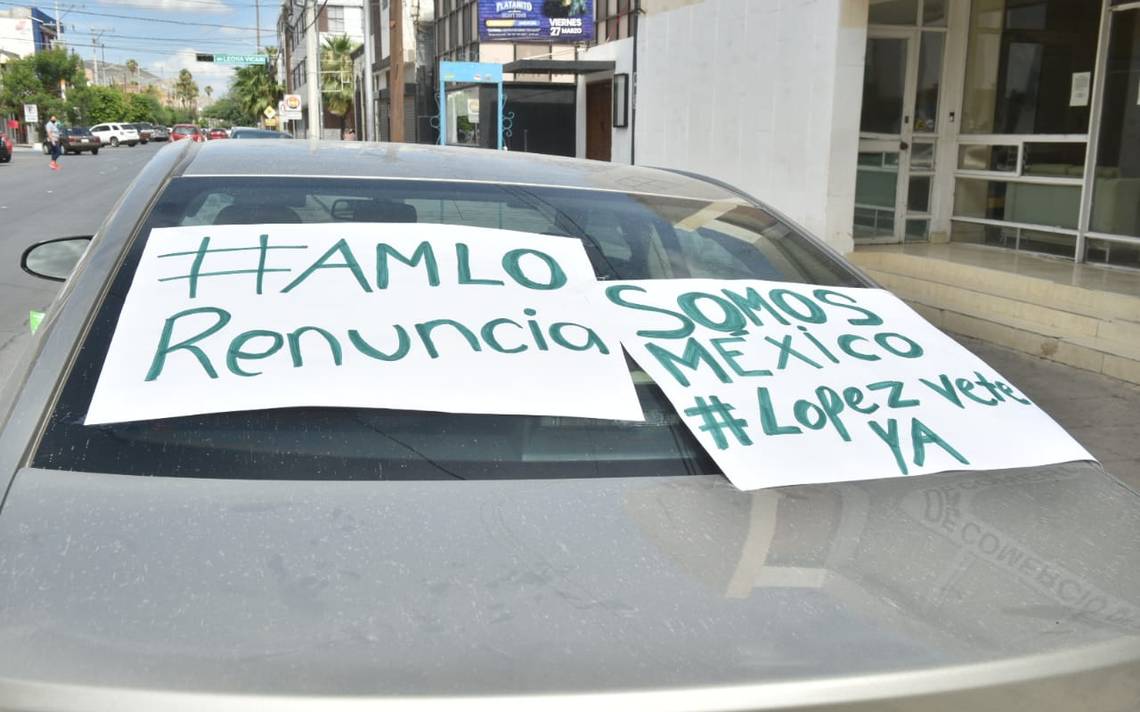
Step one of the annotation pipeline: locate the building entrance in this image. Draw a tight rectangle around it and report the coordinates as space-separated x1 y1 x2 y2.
855 6 947 244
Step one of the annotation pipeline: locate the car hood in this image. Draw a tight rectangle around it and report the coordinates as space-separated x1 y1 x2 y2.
0 463 1138 709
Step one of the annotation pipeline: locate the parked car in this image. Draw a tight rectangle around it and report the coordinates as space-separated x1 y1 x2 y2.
40 126 100 155
207 127 229 140
151 125 170 141
89 122 139 147
6 141 1139 710
229 127 293 139
170 123 204 142
129 122 155 144
0 132 11 163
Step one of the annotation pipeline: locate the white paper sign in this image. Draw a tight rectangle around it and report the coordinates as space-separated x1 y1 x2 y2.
598 279 1094 490
86 223 644 425
1070 71 1091 107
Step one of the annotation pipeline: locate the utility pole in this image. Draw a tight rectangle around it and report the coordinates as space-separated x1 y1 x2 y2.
305 0 321 139
361 0 375 140
53 0 60 47
255 0 261 51
388 0 404 141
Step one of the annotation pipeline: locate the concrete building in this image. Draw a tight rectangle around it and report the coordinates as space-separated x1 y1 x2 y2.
277 0 366 138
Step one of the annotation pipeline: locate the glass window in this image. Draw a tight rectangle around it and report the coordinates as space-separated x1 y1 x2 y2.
910 142 936 170
1091 8 1140 237
954 177 1080 229
861 37 908 133
869 0 918 25
961 0 1101 134
32 177 864 481
951 221 1075 258
327 5 345 33
1022 142 1086 177
908 175 932 213
923 0 947 27
958 144 1018 172
905 219 929 241
914 31 944 133
1087 238 1140 270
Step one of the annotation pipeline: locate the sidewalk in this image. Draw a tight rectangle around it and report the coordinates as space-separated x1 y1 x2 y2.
955 334 1140 491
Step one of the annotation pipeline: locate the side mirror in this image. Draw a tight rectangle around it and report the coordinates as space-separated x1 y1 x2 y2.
21 236 93 282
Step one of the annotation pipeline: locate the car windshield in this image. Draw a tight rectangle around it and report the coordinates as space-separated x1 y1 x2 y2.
34 177 865 480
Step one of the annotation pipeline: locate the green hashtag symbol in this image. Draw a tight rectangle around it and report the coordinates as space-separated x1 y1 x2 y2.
157 234 308 298
683 395 753 450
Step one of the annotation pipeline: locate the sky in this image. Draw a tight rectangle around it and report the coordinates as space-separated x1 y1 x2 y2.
44 0 277 96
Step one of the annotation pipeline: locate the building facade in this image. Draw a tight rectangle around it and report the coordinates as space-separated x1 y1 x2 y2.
277 0 366 138
0 6 59 59
588 0 1139 269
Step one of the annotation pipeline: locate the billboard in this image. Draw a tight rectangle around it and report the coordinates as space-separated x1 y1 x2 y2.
478 0 594 43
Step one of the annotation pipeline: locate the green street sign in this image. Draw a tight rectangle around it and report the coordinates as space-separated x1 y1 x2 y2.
212 54 268 65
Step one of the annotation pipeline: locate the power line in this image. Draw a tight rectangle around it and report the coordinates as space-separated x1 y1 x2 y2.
0 0 262 30
92 31 262 45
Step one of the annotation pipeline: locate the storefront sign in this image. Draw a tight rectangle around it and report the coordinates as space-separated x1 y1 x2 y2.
478 0 595 43
22 104 37 123
598 279 1094 490
86 223 643 425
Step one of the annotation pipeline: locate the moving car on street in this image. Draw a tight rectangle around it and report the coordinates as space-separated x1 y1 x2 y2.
207 127 229 140
89 123 139 148
4 141 1138 711
170 123 204 142
40 127 100 155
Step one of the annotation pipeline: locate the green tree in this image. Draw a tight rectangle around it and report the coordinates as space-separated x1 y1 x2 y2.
320 35 359 136
126 92 162 122
0 48 86 122
174 68 198 110
229 49 280 125
72 85 129 124
201 95 246 126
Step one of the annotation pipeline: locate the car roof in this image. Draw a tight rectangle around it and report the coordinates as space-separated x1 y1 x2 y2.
179 140 742 201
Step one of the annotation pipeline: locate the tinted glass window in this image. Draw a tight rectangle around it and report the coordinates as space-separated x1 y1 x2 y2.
66 128 92 136
33 178 865 480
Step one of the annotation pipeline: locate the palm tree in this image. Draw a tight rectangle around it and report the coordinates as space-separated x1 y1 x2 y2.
126 58 138 92
321 35 359 137
175 68 198 110
230 56 280 125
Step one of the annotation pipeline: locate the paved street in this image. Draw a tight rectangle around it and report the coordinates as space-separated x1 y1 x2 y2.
0 142 163 383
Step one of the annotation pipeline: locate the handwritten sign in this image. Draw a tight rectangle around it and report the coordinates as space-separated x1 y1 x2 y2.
86 223 644 425
599 279 1093 490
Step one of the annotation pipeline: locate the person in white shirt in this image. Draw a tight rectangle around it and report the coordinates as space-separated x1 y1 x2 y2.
44 115 61 171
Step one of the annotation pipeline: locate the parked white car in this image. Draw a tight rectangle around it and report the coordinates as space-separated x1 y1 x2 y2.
88 123 139 148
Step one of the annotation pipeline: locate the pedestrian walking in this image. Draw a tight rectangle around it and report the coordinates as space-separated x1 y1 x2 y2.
45 115 61 171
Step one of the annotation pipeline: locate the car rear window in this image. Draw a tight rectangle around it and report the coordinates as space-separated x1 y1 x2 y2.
33 177 865 480
66 128 92 136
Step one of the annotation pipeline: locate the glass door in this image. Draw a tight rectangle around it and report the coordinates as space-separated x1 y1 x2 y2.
855 30 919 243
855 20 948 245
1086 4 1140 269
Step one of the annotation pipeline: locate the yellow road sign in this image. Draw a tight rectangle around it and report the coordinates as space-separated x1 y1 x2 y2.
263 106 277 119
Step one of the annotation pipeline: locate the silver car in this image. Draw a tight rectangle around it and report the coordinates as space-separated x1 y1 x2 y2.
3 140 1139 710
